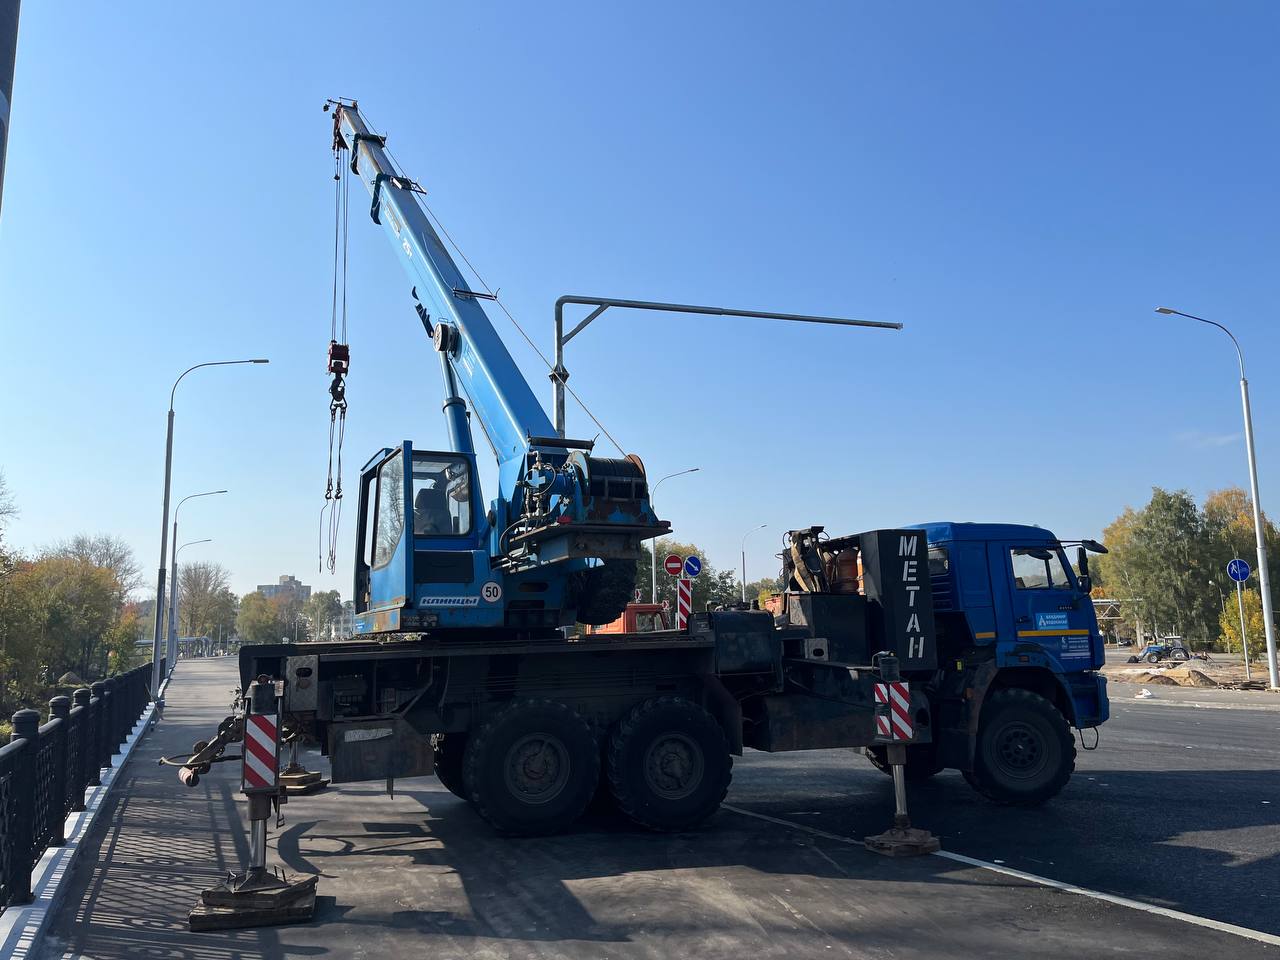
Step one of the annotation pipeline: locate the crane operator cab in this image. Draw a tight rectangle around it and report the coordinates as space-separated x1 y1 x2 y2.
353 441 667 635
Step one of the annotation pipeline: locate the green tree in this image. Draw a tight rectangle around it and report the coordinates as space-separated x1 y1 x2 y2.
1096 485 1279 650
304 590 343 639
237 591 289 645
633 539 749 620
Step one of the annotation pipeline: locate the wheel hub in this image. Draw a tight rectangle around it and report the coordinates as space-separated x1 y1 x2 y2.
994 722 1045 778
504 734 570 805
644 733 704 800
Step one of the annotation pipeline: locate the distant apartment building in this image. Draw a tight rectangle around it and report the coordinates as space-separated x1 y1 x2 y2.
255 574 312 605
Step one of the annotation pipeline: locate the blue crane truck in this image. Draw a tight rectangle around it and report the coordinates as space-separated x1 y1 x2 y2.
204 101 1111 841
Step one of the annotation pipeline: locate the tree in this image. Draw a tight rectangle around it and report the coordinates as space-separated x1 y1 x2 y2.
632 538 749 620
1219 588 1265 657
237 591 290 645
177 562 233 639
8 556 121 681
0 470 15 536
304 590 343 639
48 534 142 600
1096 485 1278 650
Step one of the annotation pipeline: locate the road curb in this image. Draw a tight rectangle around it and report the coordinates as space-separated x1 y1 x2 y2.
0 699 159 960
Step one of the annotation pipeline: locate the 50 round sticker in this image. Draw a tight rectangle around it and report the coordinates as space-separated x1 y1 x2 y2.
481 581 503 603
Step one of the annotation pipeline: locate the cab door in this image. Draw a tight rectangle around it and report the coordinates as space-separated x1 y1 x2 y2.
1003 543 1100 669
365 443 413 622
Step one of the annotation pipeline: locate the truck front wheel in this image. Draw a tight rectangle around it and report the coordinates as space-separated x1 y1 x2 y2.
968 689 1075 806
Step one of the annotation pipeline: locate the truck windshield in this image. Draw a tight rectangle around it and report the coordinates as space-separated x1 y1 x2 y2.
413 454 472 536
1010 547 1074 591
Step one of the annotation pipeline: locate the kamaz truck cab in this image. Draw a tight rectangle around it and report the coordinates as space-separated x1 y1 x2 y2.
867 521 1109 804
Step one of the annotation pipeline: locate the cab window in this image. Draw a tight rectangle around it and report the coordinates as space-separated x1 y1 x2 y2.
1010 547 1073 591
373 452 405 569
412 454 472 536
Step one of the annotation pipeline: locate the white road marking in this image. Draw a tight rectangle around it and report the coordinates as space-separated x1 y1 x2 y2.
722 803 1280 947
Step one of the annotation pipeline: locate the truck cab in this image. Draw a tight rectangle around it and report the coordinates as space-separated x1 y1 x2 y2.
885 522 1108 803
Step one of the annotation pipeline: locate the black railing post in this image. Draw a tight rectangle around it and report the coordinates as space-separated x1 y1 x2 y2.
47 697 70 844
90 681 109 773
8 709 39 905
105 677 121 754
71 688 92 809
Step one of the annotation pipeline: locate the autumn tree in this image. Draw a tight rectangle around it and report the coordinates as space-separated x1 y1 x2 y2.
1219 587 1265 657
177 562 236 639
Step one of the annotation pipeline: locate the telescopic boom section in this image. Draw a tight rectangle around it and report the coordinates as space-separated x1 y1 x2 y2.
330 102 555 468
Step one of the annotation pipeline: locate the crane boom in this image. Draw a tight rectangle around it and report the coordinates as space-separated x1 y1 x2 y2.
330 102 555 474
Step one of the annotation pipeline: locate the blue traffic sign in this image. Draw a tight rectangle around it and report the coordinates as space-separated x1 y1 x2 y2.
1227 558 1252 583
683 555 702 578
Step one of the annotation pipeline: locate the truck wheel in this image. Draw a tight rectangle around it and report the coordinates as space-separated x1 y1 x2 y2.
606 697 732 831
968 689 1075 806
1144 652 1160 663
570 559 638 626
432 734 469 800
864 742 944 782
462 700 598 835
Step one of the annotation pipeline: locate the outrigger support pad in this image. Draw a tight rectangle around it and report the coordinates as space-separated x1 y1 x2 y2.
186 678 320 930
863 656 941 858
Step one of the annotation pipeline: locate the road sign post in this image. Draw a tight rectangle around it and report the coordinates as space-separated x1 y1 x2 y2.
1229 559 1253 680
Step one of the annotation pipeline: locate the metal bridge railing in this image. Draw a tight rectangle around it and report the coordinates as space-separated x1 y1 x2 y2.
0 659 161 911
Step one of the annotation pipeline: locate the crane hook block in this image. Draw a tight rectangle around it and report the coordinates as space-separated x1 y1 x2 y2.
328 341 350 376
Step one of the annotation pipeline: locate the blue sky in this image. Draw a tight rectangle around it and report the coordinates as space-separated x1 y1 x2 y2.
1 2 1277 597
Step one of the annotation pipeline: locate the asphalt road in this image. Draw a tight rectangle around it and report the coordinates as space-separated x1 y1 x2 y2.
36 658 1280 959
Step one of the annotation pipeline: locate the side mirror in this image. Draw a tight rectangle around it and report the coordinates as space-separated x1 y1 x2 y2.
1078 574 1092 594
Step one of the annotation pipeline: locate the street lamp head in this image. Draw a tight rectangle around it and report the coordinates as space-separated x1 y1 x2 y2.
251 358 270 364
1155 307 1177 315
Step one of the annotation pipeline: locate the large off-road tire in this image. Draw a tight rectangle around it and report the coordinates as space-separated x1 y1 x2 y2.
1171 648 1190 662
462 700 598 835
1144 652 1160 663
570 559 638 626
864 741 945 782
432 733 469 800
606 696 732 831
967 689 1075 806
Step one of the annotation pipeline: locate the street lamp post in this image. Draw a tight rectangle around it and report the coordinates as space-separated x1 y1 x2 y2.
170 538 211 666
1157 307 1277 689
167 490 226 673
649 468 700 603
1209 579 1225 614
740 523 768 603
151 359 268 699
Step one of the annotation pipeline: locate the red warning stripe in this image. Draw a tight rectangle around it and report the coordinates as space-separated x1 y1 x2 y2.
676 577 692 630
874 681 913 741
243 712 278 788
